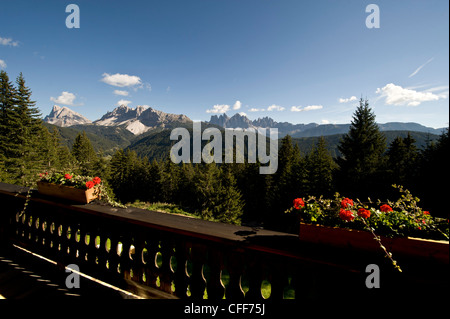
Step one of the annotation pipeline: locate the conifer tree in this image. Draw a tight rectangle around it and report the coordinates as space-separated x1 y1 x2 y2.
386 133 418 188
336 98 386 197
192 163 221 220
14 73 50 181
72 131 98 175
0 70 20 181
307 136 337 196
215 164 244 225
159 156 180 203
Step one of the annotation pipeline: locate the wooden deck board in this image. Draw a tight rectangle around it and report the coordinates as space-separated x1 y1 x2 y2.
0 247 139 299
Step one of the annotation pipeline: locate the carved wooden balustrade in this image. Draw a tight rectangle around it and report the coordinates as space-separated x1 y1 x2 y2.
0 182 448 302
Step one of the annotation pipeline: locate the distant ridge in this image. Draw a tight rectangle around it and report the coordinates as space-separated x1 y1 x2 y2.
42 105 446 138
208 113 445 137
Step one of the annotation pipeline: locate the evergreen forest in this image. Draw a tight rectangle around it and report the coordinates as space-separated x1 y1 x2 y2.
1 71 448 232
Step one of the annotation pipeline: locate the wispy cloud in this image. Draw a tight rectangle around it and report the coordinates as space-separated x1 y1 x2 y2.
206 104 230 114
0 59 6 69
339 96 357 103
249 108 265 112
117 99 132 107
113 90 129 96
206 100 241 113
409 57 434 78
267 104 285 111
376 83 445 106
291 105 323 112
0 36 19 47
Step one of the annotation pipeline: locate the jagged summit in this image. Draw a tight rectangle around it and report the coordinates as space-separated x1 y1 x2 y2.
43 105 92 127
43 104 192 135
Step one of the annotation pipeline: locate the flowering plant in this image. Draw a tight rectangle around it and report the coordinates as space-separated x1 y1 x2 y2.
38 171 102 191
287 185 449 272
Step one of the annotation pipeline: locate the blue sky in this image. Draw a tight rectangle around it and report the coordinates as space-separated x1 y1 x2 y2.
1 0 448 128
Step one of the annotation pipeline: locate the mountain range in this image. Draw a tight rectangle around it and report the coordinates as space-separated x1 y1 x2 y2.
208 113 445 138
41 105 445 159
44 104 445 137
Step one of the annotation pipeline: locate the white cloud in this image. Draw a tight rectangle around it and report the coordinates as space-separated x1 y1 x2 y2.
0 36 19 47
320 119 330 124
409 57 434 78
206 104 230 114
113 90 129 96
117 99 132 106
233 100 242 110
376 83 443 106
249 108 265 112
290 105 323 112
101 73 142 87
0 59 6 69
424 85 449 99
267 104 285 111
339 96 357 103
50 91 78 106
238 112 247 117
304 105 323 111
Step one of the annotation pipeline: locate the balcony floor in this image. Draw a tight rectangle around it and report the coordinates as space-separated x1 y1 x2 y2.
0 245 139 299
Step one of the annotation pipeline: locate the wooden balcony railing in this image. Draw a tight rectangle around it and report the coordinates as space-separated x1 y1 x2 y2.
0 182 448 303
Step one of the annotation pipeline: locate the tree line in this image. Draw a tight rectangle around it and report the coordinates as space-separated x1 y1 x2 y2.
1 71 448 232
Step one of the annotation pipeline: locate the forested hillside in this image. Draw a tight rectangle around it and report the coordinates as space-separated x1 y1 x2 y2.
1 71 448 232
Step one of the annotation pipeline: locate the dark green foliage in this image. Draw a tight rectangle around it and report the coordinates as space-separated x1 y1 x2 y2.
336 98 387 198
0 71 71 184
0 72 446 228
414 128 449 217
306 136 337 197
72 131 98 176
386 133 418 187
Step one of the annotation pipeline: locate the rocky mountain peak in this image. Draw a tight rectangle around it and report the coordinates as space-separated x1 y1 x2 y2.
43 105 92 127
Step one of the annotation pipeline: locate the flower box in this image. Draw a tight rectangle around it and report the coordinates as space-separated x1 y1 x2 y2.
37 181 100 204
299 222 449 264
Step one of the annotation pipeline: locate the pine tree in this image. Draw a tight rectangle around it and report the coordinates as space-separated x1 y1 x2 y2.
14 73 50 182
159 156 180 203
265 135 304 230
215 164 244 225
108 149 140 203
192 163 221 220
415 128 449 217
307 136 337 196
71 131 98 175
386 133 418 188
0 70 20 182
337 98 386 197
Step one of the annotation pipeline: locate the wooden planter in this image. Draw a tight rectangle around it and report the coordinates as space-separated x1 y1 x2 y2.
299 222 449 264
37 181 100 204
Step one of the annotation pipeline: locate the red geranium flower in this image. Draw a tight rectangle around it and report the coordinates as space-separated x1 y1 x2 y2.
85 181 95 189
93 177 101 185
293 198 305 210
423 211 430 215
357 208 371 219
64 174 72 180
339 209 354 221
341 198 354 208
380 204 393 212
